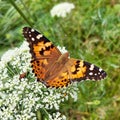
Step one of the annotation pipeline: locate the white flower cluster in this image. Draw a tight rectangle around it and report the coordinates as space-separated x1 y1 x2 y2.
50 2 75 18
0 41 78 120
49 112 66 120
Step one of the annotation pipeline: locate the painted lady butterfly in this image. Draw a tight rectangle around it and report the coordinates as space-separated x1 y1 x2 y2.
23 27 107 88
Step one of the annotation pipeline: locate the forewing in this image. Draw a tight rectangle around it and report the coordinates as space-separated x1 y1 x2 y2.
23 27 61 80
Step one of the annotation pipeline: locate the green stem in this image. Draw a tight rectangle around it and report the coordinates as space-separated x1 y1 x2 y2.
36 110 42 120
9 0 33 27
36 108 50 120
20 0 33 20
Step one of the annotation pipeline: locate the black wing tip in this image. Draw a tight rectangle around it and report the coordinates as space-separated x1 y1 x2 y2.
101 70 107 79
23 26 31 30
23 27 30 37
23 27 32 34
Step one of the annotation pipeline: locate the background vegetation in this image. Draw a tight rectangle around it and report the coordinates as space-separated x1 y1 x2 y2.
0 0 120 119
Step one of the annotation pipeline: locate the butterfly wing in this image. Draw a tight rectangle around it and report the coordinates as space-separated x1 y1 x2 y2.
23 27 61 81
68 59 107 81
44 58 107 88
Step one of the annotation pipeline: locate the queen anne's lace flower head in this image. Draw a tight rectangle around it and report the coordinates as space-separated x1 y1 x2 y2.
50 2 75 18
0 41 78 120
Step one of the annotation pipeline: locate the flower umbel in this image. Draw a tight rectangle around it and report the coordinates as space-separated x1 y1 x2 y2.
50 2 75 18
0 41 78 120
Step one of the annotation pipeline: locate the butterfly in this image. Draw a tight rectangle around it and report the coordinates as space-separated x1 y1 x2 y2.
23 27 107 88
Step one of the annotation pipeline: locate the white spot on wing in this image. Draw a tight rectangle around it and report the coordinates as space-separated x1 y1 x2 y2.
36 34 43 39
99 75 102 78
31 37 35 41
89 72 93 75
99 68 102 72
31 29 35 32
89 64 94 71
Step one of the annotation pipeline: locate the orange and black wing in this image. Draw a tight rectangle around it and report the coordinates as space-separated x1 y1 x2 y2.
23 27 61 81
44 59 107 88
68 59 107 81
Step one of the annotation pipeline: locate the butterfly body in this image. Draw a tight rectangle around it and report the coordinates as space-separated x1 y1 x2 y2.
23 27 107 88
